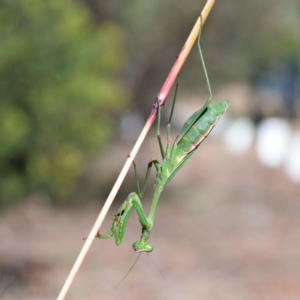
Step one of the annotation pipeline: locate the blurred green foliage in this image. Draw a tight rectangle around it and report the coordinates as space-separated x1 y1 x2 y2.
98 0 300 108
125 0 300 77
0 0 129 205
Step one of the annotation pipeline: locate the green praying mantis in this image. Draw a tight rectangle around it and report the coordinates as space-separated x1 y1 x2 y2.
97 23 228 253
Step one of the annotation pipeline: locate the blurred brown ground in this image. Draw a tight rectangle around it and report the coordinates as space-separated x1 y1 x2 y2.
1 130 300 300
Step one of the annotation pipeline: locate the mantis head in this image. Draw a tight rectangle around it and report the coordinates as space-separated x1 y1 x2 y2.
132 240 154 252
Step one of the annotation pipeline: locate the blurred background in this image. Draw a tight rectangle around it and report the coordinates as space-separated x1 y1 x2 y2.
1 0 300 299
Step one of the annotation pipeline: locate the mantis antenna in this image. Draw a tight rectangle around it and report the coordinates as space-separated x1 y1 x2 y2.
115 253 141 289
115 252 167 288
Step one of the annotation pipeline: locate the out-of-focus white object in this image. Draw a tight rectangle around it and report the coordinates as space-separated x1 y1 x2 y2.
284 132 300 183
224 117 255 155
256 118 291 167
210 113 230 137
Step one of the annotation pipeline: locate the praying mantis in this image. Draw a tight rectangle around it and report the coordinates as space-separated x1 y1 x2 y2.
97 23 228 253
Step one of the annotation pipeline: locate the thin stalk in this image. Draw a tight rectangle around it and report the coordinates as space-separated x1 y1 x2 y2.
56 1 215 299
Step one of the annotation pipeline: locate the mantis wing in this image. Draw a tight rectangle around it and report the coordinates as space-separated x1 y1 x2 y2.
164 100 228 187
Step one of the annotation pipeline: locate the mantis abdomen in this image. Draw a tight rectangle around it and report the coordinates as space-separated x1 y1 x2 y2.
174 100 228 162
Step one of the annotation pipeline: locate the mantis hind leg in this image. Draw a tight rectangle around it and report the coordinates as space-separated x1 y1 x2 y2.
175 21 213 144
197 17 212 102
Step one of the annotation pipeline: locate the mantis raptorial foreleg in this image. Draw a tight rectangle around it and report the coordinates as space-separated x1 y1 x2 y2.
97 158 161 252
96 192 153 251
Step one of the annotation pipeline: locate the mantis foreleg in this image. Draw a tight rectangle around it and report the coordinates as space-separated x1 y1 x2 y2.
97 192 152 251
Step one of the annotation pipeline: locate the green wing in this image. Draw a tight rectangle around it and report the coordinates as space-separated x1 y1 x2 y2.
164 100 228 186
